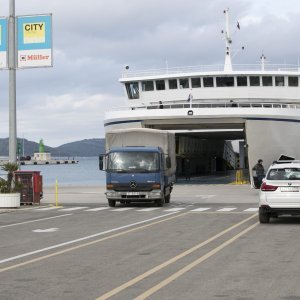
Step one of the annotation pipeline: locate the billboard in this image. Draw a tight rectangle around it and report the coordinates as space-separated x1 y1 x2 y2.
17 14 52 68
0 18 8 69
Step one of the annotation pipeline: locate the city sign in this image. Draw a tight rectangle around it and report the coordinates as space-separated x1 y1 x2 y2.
0 18 8 69
17 14 52 68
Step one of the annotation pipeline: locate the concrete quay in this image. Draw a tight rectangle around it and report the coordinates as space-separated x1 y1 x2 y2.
0 174 259 212
41 182 258 206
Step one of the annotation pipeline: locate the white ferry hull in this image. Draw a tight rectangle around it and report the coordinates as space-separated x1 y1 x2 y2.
104 107 300 180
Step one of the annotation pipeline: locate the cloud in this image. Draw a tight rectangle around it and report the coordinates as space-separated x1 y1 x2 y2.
0 0 299 146
15 93 125 146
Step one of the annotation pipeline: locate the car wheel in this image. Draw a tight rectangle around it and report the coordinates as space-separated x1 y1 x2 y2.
108 199 116 207
259 208 270 223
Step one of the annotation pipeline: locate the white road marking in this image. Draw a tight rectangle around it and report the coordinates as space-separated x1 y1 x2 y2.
84 207 110 212
110 208 134 212
37 207 63 211
0 212 179 265
59 207 89 211
33 228 59 233
164 208 186 212
190 207 211 212
217 208 237 212
0 214 72 229
195 195 216 199
244 208 258 212
137 208 161 212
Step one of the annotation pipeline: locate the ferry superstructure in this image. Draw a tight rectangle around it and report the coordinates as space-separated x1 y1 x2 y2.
104 9 300 181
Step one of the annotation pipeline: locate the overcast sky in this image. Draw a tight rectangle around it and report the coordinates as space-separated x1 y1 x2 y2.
0 0 300 146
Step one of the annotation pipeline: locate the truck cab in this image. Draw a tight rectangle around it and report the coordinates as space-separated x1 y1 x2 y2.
100 146 173 207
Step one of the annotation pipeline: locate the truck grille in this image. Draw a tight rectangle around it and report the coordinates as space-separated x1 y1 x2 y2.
121 195 146 199
114 184 152 192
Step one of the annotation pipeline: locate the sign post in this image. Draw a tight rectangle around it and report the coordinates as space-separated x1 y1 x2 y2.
8 0 17 163
17 14 52 68
5 5 53 163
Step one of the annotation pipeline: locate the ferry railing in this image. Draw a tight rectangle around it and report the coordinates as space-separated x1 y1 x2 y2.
110 102 300 111
121 64 300 78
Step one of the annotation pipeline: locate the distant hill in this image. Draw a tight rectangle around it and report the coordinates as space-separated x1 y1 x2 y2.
55 139 105 157
0 138 105 157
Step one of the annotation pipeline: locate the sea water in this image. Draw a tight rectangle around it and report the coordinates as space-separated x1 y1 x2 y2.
19 157 106 187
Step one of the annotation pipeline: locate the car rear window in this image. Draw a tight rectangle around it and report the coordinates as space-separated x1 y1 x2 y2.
267 168 300 180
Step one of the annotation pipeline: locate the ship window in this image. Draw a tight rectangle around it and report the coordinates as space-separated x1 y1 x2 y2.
142 81 154 91
125 82 139 99
179 78 189 89
288 76 299 87
169 79 178 89
275 76 285 86
216 77 234 87
237 76 247 86
191 78 201 88
155 80 165 90
250 76 260 86
203 77 214 87
262 76 272 86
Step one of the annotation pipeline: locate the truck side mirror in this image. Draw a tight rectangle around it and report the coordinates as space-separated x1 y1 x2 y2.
166 156 171 169
99 155 104 170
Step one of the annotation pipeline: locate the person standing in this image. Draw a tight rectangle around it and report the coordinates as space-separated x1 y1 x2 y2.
252 159 265 188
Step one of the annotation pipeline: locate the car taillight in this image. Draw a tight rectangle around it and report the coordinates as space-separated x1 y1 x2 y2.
261 182 278 191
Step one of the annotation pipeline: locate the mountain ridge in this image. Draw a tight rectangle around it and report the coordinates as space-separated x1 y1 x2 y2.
0 138 105 157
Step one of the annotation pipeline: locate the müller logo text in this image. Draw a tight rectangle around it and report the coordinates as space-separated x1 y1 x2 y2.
20 54 50 61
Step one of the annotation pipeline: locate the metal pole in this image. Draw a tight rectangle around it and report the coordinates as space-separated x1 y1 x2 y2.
8 0 17 163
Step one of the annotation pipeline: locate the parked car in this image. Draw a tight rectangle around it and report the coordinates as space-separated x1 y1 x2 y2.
259 160 300 223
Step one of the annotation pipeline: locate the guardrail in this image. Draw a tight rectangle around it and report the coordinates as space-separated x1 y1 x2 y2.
109 102 300 112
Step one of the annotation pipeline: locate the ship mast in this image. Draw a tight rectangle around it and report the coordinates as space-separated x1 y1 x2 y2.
223 8 233 72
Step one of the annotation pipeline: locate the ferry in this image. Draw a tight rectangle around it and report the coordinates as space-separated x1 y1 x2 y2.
104 9 300 184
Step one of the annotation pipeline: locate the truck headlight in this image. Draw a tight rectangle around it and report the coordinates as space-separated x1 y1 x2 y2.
152 183 161 189
107 184 114 190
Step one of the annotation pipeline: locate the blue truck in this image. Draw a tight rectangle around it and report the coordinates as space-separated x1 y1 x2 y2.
99 128 176 207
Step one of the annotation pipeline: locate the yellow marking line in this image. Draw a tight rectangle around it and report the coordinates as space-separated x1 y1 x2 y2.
0 212 188 273
96 213 258 300
134 221 259 299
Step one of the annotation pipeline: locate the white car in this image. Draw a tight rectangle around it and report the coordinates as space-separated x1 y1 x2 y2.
259 161 300 223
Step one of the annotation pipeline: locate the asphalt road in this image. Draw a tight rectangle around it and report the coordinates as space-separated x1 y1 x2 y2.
1 184 300 300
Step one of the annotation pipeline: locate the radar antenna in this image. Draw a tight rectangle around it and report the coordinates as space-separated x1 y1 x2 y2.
223 8 233 71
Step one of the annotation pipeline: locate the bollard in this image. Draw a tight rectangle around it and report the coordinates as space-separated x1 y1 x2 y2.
55 179 59 207
235 170 242 185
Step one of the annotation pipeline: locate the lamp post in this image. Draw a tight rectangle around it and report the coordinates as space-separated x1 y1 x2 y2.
8 0 17 163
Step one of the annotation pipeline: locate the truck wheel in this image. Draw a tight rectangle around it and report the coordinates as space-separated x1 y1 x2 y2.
259 208 270 223
156 195 165 207
108 199 116 207
165 194 170 204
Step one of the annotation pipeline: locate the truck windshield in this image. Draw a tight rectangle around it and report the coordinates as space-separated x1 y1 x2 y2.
108 152 159 172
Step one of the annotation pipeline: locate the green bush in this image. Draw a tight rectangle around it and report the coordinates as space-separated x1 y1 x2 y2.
0 163 20 193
